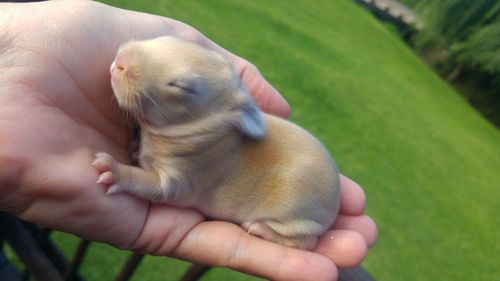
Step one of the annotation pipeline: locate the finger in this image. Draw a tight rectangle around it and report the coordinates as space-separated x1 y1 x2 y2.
172 220 338 281
339 175 366 215
233 58 291 118
333 215 378 247
315 229 368 268
201 44 291 118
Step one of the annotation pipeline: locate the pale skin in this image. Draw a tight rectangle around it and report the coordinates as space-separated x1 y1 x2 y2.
0 1 377 281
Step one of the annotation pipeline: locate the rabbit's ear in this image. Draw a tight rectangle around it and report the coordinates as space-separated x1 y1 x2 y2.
238 103 266 139
233 93 266 140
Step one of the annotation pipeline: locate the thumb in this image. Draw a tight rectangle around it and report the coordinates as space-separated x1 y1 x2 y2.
234 58 291 118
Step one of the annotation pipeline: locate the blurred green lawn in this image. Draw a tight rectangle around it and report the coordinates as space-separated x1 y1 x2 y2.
16 0 498 280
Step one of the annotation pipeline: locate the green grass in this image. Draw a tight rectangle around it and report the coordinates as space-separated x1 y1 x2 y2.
18 0 499 280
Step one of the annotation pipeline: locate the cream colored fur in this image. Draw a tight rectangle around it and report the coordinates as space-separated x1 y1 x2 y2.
92 37 340 249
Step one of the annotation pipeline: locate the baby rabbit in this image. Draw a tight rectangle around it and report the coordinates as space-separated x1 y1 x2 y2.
92 36 340 250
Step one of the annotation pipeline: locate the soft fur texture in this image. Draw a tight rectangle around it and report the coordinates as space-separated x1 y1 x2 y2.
92 37 340 249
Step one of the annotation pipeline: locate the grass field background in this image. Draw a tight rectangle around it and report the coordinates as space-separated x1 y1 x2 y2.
20 0 499 280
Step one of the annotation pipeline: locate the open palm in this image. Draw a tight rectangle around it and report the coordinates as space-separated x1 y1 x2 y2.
0 1 376 280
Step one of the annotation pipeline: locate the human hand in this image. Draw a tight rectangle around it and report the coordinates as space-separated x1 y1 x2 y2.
0 1 376 281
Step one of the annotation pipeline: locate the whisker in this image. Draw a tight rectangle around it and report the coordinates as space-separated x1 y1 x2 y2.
145 90 160 107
